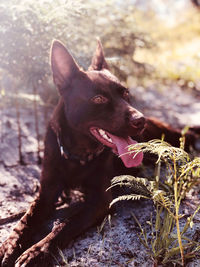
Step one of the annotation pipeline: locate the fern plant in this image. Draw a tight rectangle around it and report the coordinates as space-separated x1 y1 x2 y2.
109 139 200 266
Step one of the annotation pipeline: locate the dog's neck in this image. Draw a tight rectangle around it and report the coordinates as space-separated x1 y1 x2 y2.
50 99 104 164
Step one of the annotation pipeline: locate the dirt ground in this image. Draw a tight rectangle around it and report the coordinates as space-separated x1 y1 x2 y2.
0 84 200 266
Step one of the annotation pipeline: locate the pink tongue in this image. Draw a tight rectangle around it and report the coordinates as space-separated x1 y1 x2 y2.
108 134 143 168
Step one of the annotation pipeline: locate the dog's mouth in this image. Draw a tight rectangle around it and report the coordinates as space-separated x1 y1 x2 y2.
90 127 143 168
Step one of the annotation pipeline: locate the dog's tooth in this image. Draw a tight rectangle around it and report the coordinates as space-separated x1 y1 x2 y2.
96 128 113 144
105 133 112 142
99 129 105 135
104 134 112 143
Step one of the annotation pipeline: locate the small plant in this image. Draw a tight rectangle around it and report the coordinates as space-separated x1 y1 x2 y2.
109 139 200 266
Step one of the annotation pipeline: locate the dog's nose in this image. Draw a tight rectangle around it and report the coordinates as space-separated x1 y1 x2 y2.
130 115 145 129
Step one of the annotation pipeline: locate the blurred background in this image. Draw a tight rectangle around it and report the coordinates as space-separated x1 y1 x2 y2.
0 0 200 165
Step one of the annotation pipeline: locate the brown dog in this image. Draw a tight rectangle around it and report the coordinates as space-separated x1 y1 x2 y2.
0 40 199 266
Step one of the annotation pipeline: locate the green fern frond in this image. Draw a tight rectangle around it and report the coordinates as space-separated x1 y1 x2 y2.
110 175 154 197
111 175 150 185
152 190 173 209
109 194 150 208
109 139 200 266
180 157 200 178
128 139 189 164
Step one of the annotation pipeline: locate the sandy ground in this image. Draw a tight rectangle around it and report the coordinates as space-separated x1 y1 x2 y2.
0 84 200 266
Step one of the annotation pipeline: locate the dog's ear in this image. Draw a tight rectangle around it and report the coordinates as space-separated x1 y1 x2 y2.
89 39 109 71
50 40 81 91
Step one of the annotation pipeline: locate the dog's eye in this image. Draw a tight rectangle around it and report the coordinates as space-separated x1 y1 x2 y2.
91 95 108 104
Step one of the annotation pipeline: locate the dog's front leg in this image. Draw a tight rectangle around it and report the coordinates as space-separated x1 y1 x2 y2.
14 186 112 267
0 182 62 267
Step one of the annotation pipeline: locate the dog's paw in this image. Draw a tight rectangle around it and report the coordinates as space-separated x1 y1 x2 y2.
15 243 52 267
0 239 21 267
0 244 4 265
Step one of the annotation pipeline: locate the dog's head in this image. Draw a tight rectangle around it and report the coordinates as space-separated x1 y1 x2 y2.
50 40 145 167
